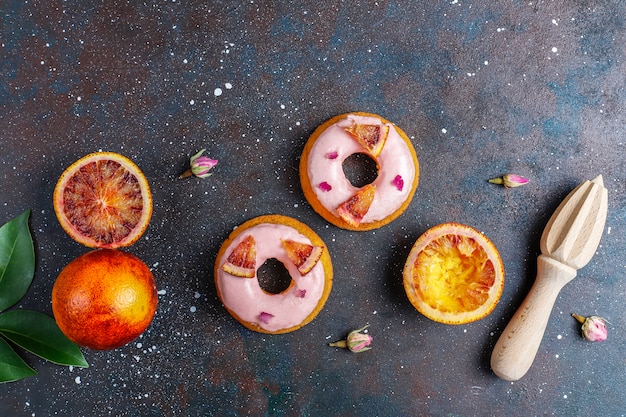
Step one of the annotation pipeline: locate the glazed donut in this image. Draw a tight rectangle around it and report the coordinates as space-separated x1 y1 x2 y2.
300 112 419 231
214 215 332 334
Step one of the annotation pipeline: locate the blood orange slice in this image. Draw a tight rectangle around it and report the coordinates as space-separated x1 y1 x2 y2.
336 184 376 227
344 123 389 157
53 152 152 249
281 239 324 275
221 235 257 278
403 222 504 325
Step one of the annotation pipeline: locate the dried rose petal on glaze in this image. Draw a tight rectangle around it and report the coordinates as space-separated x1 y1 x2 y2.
295 289 307 298
326 151 338 159
393 175 404 191
259 312 274 324
319 181 332 192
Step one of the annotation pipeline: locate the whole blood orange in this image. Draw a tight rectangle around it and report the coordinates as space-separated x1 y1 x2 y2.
403 222 504 325
52 249 158 350
53 152 152 249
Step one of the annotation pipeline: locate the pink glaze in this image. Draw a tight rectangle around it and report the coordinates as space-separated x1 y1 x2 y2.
306 114 416 223
216 223 327 332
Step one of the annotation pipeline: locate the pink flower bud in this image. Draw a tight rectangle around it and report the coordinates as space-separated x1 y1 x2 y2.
190 149 218 178
179 149 218 179
328 325 372 353
488 173 529 188
572 314 608 342
346 329 373 352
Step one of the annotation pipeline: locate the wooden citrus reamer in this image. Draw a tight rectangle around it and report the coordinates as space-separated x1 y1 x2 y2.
491 175 608 381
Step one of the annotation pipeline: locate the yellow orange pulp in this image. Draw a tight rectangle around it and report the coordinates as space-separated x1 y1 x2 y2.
403 222 504 325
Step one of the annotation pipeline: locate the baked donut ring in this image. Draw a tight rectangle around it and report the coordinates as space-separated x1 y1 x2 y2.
300 112 419 231
214 215 332 334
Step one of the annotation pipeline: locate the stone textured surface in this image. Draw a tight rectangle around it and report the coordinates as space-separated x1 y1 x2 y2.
1 1 624 416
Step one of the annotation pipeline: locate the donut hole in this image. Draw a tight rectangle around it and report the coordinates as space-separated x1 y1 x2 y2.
257 258 293 294
342 153 379 187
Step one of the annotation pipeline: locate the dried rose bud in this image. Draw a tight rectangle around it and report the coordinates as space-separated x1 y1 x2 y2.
392 175 404 191
319 181 332 192
488 173 529 188
258 312 274 324
572 314 608 342
179 149 218 179
328 325 372 353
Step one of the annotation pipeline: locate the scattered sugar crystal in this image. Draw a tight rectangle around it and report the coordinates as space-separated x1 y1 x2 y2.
225 82 233 89
75 376 81 384
214 88 223 96
552 47 558 53
190 306 197 313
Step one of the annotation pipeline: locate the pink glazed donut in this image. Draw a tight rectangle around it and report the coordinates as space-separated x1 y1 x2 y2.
214 215 333 334
300 112 419 231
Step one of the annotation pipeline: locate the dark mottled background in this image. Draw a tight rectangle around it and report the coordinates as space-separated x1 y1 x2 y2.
1 1 625 416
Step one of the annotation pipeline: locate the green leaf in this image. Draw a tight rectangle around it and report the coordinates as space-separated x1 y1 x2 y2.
0 210 35 311
0 310 88 368
0 336 37 383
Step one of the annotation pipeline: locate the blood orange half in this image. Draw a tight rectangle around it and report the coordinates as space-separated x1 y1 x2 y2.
53 152 152 249
403 222 504 325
